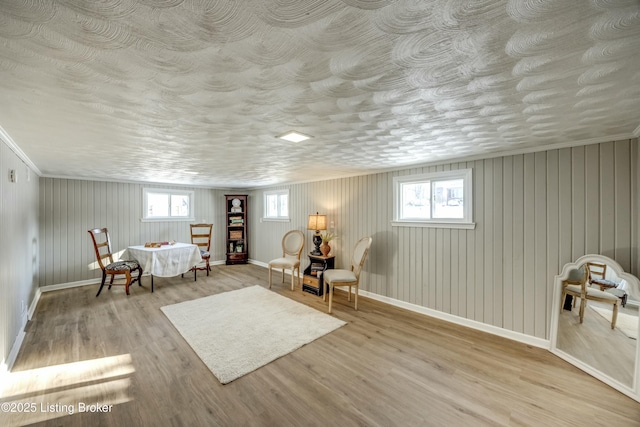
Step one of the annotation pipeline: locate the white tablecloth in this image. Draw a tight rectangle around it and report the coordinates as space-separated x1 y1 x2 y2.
121 243 202 277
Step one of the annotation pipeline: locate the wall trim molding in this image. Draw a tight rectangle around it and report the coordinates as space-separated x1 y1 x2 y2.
31 260 566 366
38 260 229 293
0 125 42 175
357 289 549 349
247 260 549 349
3 315 28 375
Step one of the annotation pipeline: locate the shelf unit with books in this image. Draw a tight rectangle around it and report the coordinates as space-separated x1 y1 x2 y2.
225 194 248 265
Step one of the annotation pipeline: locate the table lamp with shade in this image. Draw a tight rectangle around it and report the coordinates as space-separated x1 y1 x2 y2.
307 212 327 256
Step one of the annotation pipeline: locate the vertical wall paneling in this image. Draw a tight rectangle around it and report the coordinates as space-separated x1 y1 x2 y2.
633 141 639 277
534 152 547 338
502 156 514 330
522 154 535 336
492 158 504 328
614 140 632 271
511 155 525 333
483 158 494 324
0 139 39 373
584 144 600 253
36 139 639 342
39 180 224 286
558 148 573 268
546 150 560 334
473 160 485 321
599 142 616 258
571 146 586 260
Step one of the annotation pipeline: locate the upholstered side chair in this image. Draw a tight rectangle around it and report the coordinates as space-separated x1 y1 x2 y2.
323 236 372 314
268 230 305 291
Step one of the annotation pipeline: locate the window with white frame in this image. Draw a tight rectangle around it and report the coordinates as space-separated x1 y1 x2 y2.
392 169 475 229
263 189 289 221
143 188 194 221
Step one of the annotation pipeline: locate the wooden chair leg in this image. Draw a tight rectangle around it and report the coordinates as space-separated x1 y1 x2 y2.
347 286 352 302
124 271 132 295
281 268 285 283
136 267 143 286
328 284 333 314
579 298 586 323
355 286 358 310
96 271 107 297
206 259 210 276
290 268 295 291
268 266 273 289
611 302 619 329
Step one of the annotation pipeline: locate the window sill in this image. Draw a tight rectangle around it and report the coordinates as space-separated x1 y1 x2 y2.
261 217 290 223
391 221 476 230
141 217 195 222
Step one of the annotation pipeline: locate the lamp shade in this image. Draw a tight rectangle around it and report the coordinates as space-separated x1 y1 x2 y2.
307 213 327 231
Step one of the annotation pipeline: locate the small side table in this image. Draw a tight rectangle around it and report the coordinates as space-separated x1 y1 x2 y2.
302 254 334 296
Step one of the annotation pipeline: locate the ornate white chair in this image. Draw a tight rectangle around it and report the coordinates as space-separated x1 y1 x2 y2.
268 230 305 290
323 236 372 314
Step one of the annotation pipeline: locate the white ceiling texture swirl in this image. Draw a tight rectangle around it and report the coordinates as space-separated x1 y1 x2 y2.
0 0 638 188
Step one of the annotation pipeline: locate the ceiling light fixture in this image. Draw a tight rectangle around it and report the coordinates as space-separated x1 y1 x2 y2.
277 130 313 143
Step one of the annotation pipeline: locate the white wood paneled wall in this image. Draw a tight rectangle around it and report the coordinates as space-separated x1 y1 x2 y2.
0 140 39 372
38 179 228 286
251 139 638 339
36 139 637 340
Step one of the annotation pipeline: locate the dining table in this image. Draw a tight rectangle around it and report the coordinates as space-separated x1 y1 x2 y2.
121 242 202 292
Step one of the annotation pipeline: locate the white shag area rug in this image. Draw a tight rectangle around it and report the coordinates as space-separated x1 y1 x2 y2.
590 305 638 340
161 285 346 384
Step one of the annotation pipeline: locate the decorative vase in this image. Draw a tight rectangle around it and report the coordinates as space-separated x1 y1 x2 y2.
320 242 331 256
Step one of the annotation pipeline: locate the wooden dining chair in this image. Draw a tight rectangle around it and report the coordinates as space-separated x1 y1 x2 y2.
88 228 142 296
562 264 620 329
189 223 212 279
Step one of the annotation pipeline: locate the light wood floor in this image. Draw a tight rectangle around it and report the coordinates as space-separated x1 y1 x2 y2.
557 299 638 386
2 264 640 426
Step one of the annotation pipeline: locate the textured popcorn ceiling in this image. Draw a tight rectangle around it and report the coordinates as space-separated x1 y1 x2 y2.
0 0 639 188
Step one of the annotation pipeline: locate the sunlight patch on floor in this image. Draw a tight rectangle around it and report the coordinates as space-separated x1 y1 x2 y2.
0 354 134 426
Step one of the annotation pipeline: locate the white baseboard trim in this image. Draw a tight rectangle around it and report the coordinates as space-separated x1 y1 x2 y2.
35 263 548 353
4 323 27 375
40 278 103 293
38 260 227 294
249 259 268 268
249 262 549 349
357 289 549 349
2 288 41 375
28 288 42 320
